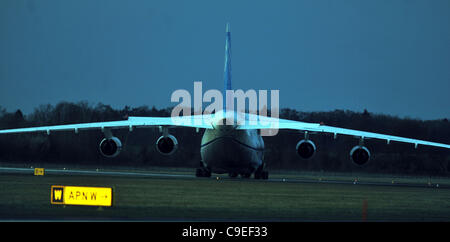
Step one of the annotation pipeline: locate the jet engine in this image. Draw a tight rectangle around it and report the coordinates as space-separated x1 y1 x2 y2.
350 145 371 165
99 137 122 158
296 139 316 159
156 134 178 155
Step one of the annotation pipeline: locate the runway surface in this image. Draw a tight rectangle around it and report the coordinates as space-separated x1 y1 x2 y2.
0 166 447 189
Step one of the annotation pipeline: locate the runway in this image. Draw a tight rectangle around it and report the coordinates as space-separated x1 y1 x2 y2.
0 166 447 189
1 165 450 222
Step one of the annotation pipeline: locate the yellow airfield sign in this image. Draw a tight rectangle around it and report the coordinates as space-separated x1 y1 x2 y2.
51 185 112 207
34 168 44 176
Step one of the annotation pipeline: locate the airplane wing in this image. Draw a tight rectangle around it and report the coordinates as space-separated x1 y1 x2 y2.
0 112 448 150
0 115 214 135
238 114 450 149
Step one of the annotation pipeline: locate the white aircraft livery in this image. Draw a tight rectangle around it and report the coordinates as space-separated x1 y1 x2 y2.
1 23 449 179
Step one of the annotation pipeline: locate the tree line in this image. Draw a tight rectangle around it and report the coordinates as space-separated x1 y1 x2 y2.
0 102 449 176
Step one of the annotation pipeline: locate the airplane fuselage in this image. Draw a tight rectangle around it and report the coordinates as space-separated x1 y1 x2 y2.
200 119 264 176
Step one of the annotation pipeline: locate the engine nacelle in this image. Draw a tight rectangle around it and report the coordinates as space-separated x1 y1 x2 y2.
296 139 316 159
350 145 371 165
156 134 178 155
99 137 122 158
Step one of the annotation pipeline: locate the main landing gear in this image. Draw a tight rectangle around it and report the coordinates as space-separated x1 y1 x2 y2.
196 162 268 180
196 162 211 178
196 167 211 177
254 163 269 180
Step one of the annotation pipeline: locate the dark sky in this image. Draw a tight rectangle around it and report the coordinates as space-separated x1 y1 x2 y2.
1 0 449 120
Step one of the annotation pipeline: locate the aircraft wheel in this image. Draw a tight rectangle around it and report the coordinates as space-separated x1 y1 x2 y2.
196 168 204 177
261 171 269 180
254 172 261 179
196 168 211 177
205 169 211 177
254 163 266 179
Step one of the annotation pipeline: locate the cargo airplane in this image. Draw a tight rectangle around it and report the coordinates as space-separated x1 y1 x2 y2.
1 24 449 179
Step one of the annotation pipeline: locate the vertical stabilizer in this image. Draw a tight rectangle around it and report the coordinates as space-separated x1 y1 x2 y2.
224 23 232 111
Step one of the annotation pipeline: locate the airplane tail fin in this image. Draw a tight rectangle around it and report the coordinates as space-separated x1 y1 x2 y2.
223 23 232 111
